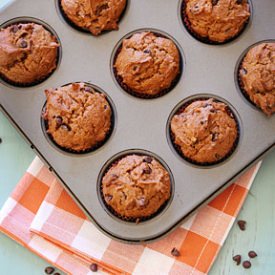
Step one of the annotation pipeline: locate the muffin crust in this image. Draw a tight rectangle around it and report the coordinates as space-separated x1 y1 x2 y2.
239 42 275 116
0 23 59 85
43 82 112 152
184 0 250 43
102 155 171 220
171 98 238 164
60 0 126 35
114 32 180 96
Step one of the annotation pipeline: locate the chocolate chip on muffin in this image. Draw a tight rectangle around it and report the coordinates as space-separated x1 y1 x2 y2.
239 42 275 116
60 0 127 35
182 0 250 43
0 23 59 86
114 31 181 98
101 154 171 221
170 98 239 165
43 82 112 152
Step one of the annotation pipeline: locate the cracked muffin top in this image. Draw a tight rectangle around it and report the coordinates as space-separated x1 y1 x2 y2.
239 42 275 116
60 0 126 35
184 0 250 43
114 31 180 96
171 98 238 164
0 23 59 85
102 154 171 220
43 82 112 152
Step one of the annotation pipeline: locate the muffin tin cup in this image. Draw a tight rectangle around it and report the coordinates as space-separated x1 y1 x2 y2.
235 39 275 113
111 28 184 99
41 82 116 155
167 94 241 168
0 16 62 88
56 0 129 35
179 0 253 45
97 149 175 224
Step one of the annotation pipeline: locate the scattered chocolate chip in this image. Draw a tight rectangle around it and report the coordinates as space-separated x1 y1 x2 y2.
60 124 71 131
212 0 219 5
44 266 55 274
54 273 61 275
20 39 28 48
10 25 19 33
242 260 251 269
248 251 257 258
143 166 152 174
237 220 246 231
105 194 113 202
233 254 241 265
236 0 243 4
90 263 98 272
171 247 181 257
144 49 151 54
55 116 63 127
143 156 153 163
0 137 2 144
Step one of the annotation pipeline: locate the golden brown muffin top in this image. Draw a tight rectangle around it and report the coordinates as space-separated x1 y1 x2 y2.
102 155 171 220
43 82 112 152
0 23 59 84
61 0 126 35
114 32 180 96
171 98 238 164
185 0 250 43
240 42 275 116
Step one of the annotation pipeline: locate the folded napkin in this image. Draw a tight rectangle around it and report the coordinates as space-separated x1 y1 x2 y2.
0 157 261 275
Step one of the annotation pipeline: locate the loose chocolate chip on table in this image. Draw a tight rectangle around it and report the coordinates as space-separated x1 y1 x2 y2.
44 266 55 274
54 273 61 275
233 254 242 265
10 25 19 33
171 247 181 257
237 220 246 231
143 156 153 163
242 260 251 269
0 137 2 144
90 263 98 272
248 251 258 258
20 40 28 48
143 166 152 174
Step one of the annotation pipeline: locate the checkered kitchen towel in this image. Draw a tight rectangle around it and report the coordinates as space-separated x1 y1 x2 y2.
0 157 261 274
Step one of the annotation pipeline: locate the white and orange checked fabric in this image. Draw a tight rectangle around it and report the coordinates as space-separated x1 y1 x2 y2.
0 157 261 275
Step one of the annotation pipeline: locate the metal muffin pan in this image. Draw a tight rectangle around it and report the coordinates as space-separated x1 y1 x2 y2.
0 0 275 243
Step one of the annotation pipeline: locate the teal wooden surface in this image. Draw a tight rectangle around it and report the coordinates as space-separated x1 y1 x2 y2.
1 109 275 275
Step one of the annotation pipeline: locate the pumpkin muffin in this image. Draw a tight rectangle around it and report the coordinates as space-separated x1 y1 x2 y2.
114 31 181 98
170 98 239 165
43 82 112 152
60 0 127 35
102 154 171 221
182 0 251 43
0 22 59 86
239 42 275 116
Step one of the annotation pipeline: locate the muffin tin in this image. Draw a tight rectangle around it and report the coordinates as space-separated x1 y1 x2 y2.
0 0 275 243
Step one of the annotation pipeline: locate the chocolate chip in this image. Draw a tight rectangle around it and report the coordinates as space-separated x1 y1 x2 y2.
143 156 153 163
54 273 61 275
105 194 113 202
111 174 118 179
84 86 92 93
104 105 108 110
144 49 151 54
143 166 152 174
237 220 246 231
0 137 2 144
233 254 241 265
248 251 257 258
215 153 221 160
212 0 219 5
95 3 109 15
133 65 138 71
10 25 19 33
242 260 251 269
44 266 55 274
20 40 28 48
171 247 181 257
60 124 71 131
241 68 247 75
90 263 98 272
211 132 219 141
55 116 63 127
236 0 243 4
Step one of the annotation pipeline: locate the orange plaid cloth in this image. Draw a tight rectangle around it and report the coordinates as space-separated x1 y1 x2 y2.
0 157 261 275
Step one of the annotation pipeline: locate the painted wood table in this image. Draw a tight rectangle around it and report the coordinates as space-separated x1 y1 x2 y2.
1 110 275 275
